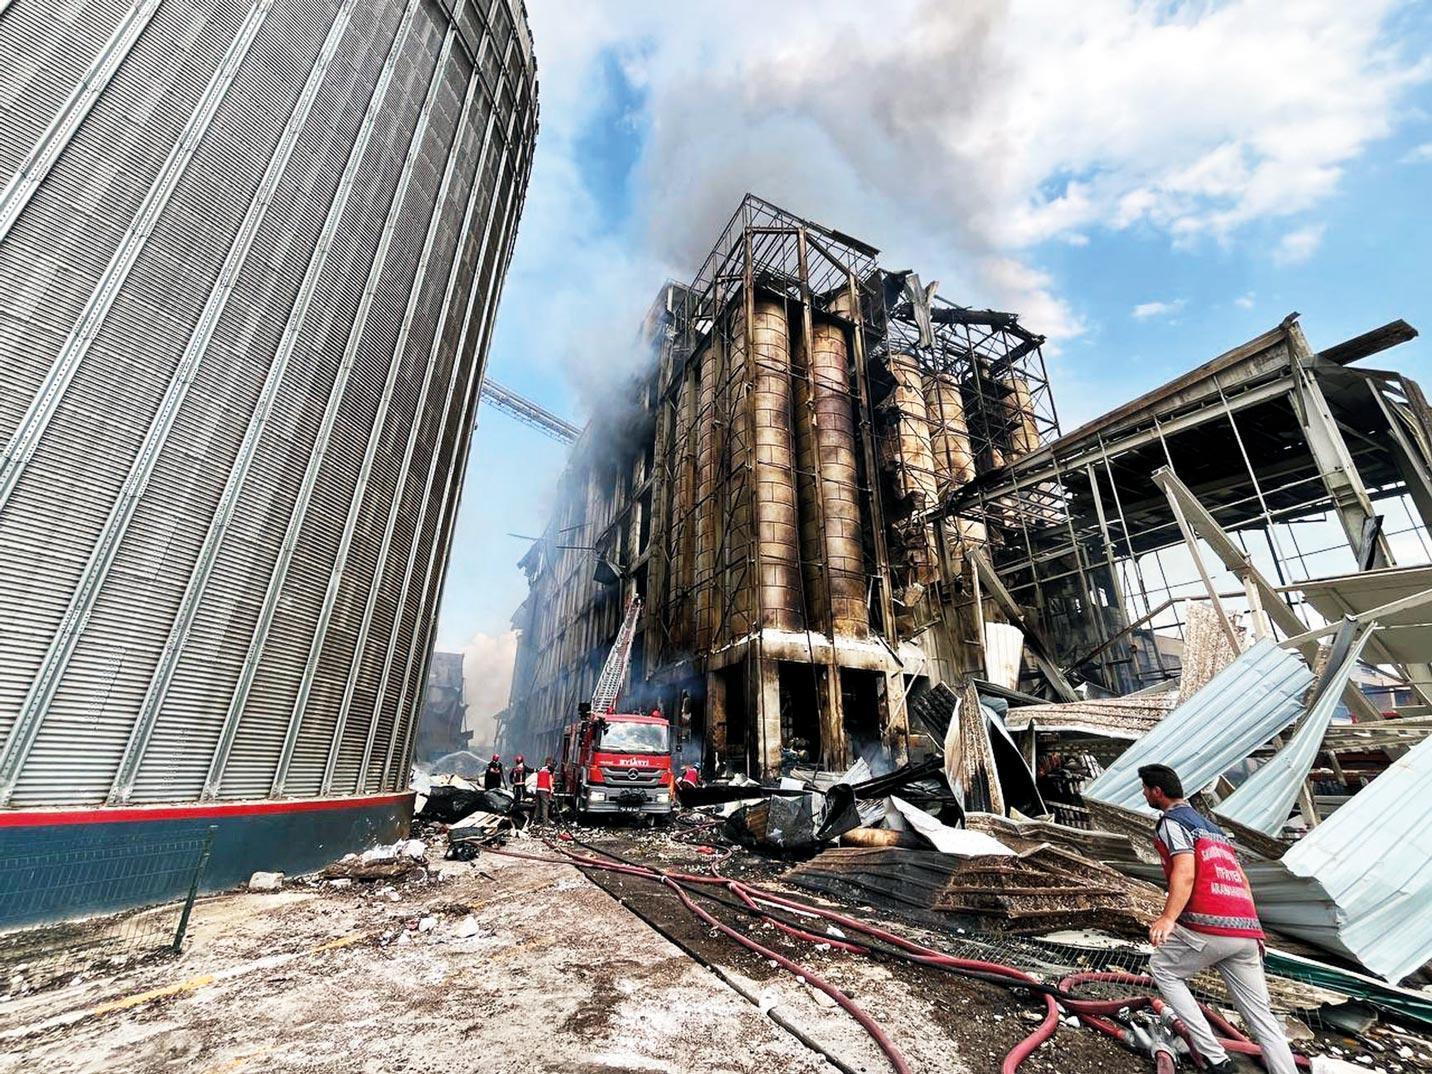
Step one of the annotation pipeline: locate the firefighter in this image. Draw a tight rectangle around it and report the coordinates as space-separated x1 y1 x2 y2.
678 762 700 790
533 757 554 825
509 754 530 804
484 753 504 791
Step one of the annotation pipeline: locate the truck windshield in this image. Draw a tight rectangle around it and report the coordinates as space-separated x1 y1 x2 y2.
597 720 669 754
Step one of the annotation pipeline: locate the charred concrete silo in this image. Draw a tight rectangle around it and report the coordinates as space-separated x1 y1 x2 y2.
499 196 1059 781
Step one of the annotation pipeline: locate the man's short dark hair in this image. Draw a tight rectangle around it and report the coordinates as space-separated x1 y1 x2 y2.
1138 764 1184 799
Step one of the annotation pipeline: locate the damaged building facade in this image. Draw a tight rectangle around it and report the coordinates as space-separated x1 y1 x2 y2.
500 196 1062 777
499 194 1432 983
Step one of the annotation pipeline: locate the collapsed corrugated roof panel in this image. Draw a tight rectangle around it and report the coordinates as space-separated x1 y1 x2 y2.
1002 695 1175 740
1215 625 1374 836
1298 564 1432 696
1274 733 1432 983
1083 638 1314 813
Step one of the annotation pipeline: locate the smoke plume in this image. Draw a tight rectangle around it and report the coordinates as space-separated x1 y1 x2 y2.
460 630 520 754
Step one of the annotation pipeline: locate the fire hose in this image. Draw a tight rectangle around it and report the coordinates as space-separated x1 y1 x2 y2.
482 839 1308 1074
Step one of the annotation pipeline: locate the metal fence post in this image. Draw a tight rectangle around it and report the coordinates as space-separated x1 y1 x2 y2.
173 825 216 952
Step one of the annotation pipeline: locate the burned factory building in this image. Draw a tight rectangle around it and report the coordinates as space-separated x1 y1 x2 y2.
498 193 1431 788
498 196 1061 777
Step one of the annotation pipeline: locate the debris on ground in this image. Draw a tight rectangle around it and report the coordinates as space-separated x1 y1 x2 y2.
320 839 429 881
245 871 283 893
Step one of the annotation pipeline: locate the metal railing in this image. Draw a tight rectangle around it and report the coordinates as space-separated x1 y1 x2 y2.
0 823 215 998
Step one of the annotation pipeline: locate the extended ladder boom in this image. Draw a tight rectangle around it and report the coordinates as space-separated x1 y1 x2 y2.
590 596 641 715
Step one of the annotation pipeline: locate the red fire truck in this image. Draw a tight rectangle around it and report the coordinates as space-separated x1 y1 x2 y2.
557 709 675 821
554 596 676 822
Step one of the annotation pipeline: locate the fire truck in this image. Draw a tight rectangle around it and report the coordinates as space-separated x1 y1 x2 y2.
555 597 676 821
557 708 675 820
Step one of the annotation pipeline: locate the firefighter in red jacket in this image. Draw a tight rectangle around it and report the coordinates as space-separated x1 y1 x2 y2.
533 757 554 826
678 762 700 790
1139 764 1297 1074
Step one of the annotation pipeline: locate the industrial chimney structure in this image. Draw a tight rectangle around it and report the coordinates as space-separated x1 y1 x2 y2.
499 196 1060 779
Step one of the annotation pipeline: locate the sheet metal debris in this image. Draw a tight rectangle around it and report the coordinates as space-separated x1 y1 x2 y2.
1298 564 1432 697
724 792 822 853
1273 733 1432 983
931 844 1162 936
1083 638 1315 812
887 796 1012 856
1217 624 1374 836
1001 695 1175 740
786 841 1162 938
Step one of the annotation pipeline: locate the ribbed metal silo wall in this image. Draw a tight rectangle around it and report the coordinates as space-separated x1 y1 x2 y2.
0 0 143 189
127 0 415 805
233 18 465 798
382 91 534 791
923 372 975 495
0 0 538 807
668 365 698 651
752 300 803 633
318 90 502 797
361 94 533 794
144 2 450 806
807 318 867 638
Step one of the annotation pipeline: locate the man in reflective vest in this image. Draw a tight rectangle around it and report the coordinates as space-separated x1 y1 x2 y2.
533 758 554 826
1140 764 1297 1074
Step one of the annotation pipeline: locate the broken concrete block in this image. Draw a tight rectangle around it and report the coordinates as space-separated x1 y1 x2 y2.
452 915 481 938
248 871 284 892
360 844 398 865
328 878 353 890
399 839 427 861
418 916 436 933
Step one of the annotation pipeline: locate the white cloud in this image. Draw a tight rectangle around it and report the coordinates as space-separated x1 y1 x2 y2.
1131 299 1186 320
513 0 1426 394
1234 292 1256 309
1273 223 1326 266
1402 142 1432 162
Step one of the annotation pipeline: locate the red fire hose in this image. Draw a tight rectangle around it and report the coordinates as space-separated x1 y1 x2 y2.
482 841 1308 1074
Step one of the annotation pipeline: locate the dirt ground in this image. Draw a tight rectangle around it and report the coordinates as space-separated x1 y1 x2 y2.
2 823 1429 1074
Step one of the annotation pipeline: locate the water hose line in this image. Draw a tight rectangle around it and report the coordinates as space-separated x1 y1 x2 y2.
481 840 1308 1074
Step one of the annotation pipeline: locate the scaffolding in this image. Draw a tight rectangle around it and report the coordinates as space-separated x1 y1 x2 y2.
932 316 1431 697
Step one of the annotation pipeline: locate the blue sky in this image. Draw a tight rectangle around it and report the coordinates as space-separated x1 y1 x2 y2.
436 1 1432 710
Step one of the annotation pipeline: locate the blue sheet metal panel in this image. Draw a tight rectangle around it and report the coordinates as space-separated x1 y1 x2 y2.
1280 734 1432 982
1083 638 1315 812
1216 629 1373 836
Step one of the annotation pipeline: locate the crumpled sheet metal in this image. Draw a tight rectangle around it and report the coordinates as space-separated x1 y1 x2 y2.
1001 695 1175 740
1083 638 1314 813
1216 627 1374 836
1272 733 1432 983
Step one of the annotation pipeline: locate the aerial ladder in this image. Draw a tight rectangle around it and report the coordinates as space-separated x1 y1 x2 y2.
479 378 581 444
591 596 642 715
